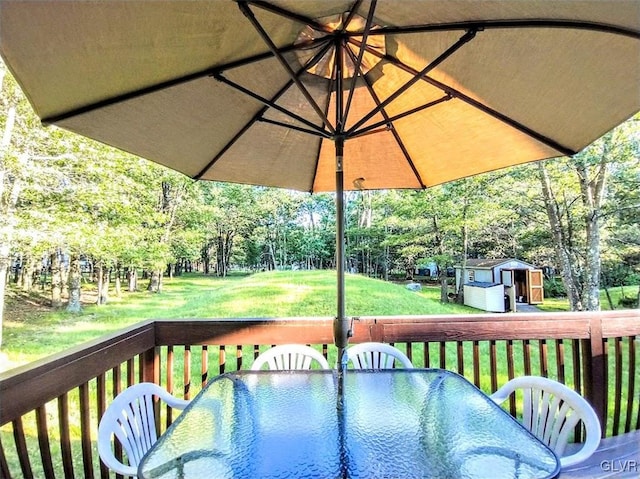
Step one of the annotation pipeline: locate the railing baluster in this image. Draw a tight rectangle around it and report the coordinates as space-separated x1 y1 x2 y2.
126 358 134 388
539 339 548 378
626 336 637 433
506 340 516 416
220 345 227 374
57 393 75 479
456 341 464 375
202 345 209 387
555 339 565 384
613 337 623 435
490 340 498 393
523 339 532 376
236 345 243 372
0 435 12 479
424 342 430 368
572 338 582 394
184 346 192 400
96 374 108 479
79 382 94 479
111 366 123 474
405 341 413 364
166 345 175 392
12 417 33 479
439 341 446 369
35 405 54 479
472 340 480 387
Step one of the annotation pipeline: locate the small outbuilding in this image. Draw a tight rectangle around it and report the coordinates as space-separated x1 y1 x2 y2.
455 258 544 312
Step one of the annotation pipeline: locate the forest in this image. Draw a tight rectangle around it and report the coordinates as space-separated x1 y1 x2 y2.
1 59 639 343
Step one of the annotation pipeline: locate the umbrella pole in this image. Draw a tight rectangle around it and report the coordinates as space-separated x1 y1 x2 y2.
334 136 349 479
334 137 348 351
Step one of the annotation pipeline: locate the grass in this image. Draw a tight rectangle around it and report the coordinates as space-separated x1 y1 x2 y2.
1 270 478 370
537 284 639 312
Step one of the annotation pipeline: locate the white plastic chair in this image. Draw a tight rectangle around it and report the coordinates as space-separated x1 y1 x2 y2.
98 382 189 478
346 342 414 369
490 376 601 468
250 344 330 370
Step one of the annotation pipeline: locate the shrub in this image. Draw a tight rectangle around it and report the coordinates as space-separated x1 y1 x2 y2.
544 277 566 298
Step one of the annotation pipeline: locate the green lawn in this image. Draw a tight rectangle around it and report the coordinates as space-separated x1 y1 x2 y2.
1 270 478 369
537 284 639 312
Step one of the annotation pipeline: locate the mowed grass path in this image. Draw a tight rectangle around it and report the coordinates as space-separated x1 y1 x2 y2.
2 270 477 369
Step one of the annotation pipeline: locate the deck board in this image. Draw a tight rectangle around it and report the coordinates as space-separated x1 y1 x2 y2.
559 430 640 478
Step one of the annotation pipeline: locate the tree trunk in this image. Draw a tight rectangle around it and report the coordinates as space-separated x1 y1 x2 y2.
603 284 615 310
147 270 161 293
456 210 469 305
576 159 607 311
21 255 35 292
114 263 122 297
51 251 63 308
266 241 276 271
66 255 82 312
127 267 137 292
0 98 17 347
216 231 233 277
202 244 212 275
96 262 109 305
537 163 583 311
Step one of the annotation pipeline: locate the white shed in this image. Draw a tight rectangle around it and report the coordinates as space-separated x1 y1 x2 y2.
455 258 544 312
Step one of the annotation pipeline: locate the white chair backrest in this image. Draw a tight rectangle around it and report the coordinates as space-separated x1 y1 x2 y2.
346 342 414 369
98 382 189 477
490 376 601 468
250 344 330 370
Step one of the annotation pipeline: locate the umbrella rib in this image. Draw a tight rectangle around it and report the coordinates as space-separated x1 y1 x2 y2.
193 83 292 180
214 73 330 137
196 41 335 180
242 0 331 33
423 75 576 156
343 47 427 188
351 94 452 138
345 29 478 136
39 38 325 126
343 0 378 126
257 117 329 138
343 0 365 28
217 37 335 138
365 19 640 40
357 43 577 157
309 66 336 193
238 1 336 135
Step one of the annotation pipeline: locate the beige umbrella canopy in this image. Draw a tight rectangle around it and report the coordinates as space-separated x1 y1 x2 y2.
1 0 639 357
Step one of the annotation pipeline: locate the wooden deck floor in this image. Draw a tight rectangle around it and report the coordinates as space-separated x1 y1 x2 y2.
559 430 640 479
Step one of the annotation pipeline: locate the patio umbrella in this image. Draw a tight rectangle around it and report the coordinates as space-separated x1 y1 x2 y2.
1 0 639 368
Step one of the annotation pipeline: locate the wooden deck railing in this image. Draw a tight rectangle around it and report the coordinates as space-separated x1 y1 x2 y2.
0 311 638 479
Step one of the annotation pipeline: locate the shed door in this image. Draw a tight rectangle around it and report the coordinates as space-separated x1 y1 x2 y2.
527 269 544 304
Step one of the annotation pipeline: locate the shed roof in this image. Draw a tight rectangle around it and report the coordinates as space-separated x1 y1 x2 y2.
455 258 537 269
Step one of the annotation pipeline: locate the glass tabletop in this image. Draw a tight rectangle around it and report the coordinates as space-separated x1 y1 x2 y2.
138 369 560 479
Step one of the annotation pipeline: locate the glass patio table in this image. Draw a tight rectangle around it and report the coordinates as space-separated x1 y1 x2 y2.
138 369 560 479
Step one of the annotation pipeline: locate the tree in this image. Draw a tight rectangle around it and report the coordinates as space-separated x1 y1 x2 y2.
536 118 640 311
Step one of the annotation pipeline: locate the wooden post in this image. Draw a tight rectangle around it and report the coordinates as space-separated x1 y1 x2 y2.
584 317 607 436
141 346 160 385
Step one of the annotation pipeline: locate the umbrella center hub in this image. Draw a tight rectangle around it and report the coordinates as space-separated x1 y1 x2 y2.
295 13 385 80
